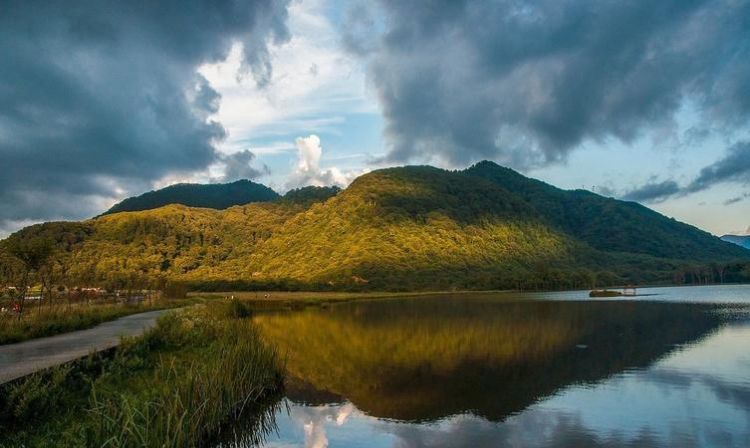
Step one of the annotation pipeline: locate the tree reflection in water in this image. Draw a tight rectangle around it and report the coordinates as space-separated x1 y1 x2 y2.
253 296 724 422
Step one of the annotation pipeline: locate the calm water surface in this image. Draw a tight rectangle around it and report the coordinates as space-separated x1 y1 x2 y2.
232 285 750 447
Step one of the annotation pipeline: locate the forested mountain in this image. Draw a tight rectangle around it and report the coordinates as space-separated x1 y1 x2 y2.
721 234 750 249
3 162 748 291
103 179 279 214
466 162 738 260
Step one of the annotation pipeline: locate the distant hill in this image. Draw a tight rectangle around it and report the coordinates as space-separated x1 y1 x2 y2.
721 234 750 249
4 162 748 291
281 186 340 205
103 179 279 214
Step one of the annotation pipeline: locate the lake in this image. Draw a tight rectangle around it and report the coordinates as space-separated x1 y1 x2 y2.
226 285 750 447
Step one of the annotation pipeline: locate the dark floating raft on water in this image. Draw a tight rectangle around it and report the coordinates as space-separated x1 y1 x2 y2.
589 285 638 298
589 290 623 298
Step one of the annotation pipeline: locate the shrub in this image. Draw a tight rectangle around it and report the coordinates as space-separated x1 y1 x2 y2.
227 299 252 319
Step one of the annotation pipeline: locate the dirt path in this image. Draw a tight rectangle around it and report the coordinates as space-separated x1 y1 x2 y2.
0 309 168 384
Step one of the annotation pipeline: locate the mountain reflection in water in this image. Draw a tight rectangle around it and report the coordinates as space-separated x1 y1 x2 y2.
230 291 750 447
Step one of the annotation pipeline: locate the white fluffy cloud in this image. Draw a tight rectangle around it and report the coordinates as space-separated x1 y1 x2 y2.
287 135 366 189
293 402 356 448
296 135 324 174
199 0 375 156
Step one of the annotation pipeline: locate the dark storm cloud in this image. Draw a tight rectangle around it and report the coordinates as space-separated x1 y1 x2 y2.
219 150 270 182
345 0 750 167
724 194 750 206
686 141 750 193
622 180 681 204
620 140 750 204
0 0 290 235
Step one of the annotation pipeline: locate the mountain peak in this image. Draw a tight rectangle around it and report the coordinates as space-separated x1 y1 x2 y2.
467 160 504 170
104 179 279 215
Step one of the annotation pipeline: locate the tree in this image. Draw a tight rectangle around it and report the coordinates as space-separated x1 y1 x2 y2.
37 257 63 310
3 237 55 320
0 251 23 307
712 262 727 284
743 263 750 281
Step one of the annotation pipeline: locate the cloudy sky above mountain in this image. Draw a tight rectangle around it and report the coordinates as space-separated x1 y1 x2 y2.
2 0 750 236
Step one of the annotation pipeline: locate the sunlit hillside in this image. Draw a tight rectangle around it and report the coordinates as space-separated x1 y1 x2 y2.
3 163 748 291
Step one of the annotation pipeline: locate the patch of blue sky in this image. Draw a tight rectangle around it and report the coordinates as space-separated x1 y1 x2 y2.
243 112 384 192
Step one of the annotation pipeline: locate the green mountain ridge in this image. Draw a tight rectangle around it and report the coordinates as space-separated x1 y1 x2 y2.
103 179 280 215
3 162 748 291
721 234 750 249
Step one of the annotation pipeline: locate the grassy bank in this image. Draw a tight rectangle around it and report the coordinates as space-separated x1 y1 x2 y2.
0 297 200 345
190 289 515 310
0 302 283 447
2 290 509 346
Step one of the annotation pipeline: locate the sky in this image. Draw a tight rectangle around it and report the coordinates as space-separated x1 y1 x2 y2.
1 0 750 237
